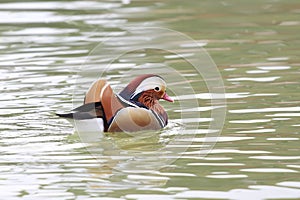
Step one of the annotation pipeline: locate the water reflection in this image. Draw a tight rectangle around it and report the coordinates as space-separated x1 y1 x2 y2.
1 0 300 199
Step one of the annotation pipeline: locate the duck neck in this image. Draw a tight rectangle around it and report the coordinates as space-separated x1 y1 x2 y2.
137 91 157 110
137 92 168 126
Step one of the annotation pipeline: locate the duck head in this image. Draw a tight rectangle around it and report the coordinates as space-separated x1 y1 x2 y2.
119 74 174 108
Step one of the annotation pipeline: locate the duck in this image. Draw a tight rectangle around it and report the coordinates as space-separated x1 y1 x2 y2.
57 74 174 132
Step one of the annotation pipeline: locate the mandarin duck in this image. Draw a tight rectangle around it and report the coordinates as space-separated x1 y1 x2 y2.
57 74 174 132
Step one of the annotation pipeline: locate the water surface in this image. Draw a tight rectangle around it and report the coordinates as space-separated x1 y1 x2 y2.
1 0 300 199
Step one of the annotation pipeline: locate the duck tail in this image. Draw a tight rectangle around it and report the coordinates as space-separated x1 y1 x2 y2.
56 113 75 119
56 112 99 120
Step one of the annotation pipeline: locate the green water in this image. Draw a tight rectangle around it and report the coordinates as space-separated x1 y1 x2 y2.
1 0 300 199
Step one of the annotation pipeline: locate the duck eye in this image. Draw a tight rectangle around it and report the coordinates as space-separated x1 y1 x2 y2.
154 86 160 91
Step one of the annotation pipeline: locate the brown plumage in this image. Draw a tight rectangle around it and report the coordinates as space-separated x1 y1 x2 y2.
137 89 168 124
57 74 174 132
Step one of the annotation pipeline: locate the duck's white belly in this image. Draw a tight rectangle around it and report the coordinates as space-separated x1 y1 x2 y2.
73 118 104 133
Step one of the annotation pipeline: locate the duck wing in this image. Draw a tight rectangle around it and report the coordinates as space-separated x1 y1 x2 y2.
56 102 104 119
57 80 126 131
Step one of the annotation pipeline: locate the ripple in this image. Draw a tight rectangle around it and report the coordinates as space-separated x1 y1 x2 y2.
127 175 170 181
206 174 248 179
279 21 300 26
176 129 219 135
0 1 120 10
249 156 300 160
246 70 269 74
157 172 196 177
176 92 277 100
183 149 270 155
0 11 66 24
0 109 25 116
20 75 69 84
125 194 173 200
224 68 236 71
3 28 78 35
227 77 280 82
23 190 75 200
240 168 297 173
203 157 232 161
181 156 232 160
85 19 127 26
230 106 300 113
266 113 300 117
237 129 275 134
277 181 300 188
271 117 290 121
229 119 271 124
164 53 195 59
173 118 212 123
0 124 23 130
257 66 291 70
174 185 300 200
174 106 225 112
267 137 299 141
287 165 300 169
180 42 207 48
179 136 254 143
188 163 244 166
267 57 289 61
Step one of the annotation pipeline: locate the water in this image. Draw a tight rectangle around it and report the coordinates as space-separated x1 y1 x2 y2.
1 0 300 199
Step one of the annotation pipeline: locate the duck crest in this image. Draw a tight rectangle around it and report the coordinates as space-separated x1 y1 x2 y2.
119 74 163 100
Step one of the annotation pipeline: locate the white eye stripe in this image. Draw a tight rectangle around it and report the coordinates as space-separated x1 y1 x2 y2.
131 77 166 99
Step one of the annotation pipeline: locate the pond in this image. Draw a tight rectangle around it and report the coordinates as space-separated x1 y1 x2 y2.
1 0 300 199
